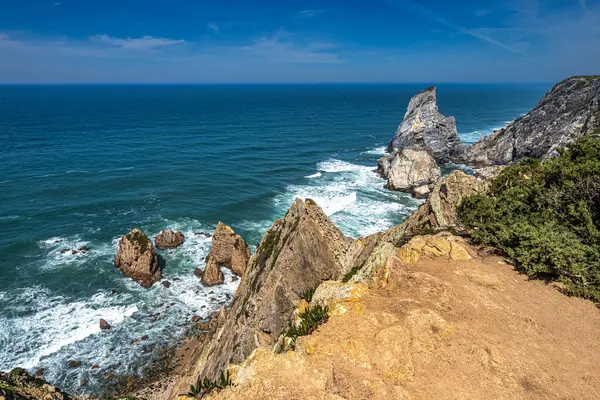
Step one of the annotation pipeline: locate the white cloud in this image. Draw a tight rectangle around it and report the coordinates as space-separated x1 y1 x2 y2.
207 23 220 34
90 34 184 50
298 9 324 18
244 33 341 63
52 2 63 6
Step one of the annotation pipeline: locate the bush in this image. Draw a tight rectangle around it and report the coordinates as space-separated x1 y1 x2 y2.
458 134 600 301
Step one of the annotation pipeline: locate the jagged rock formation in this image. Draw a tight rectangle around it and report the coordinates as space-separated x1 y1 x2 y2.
172 199 355 391
387 86 464 163
114 228 161 287
467 76 600 166
154 229 185 249
0 368 76 400
377 148 441 196
207 222 251 277
200 256 224 286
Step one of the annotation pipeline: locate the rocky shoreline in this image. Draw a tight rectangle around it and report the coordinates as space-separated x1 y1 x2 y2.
3 75 600 400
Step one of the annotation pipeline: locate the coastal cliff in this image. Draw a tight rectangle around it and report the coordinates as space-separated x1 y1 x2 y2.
466 76 600 165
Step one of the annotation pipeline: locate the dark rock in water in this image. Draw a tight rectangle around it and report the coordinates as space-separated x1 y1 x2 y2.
161 280 171 288
59 249 71 254
193 267 203 278
141 335 149 340
33 368 45 377
71 250 78 255
99 319 111 330
231 275 239 282
154 228 185 249
191 315 202 323
80 379 87 387
91 364 100 369
377 148 440 194
187 198 355 382
195 231 212 237
466 76 600 166
111 289 118 295
114 228 161 287
387 86 464 163
66 360 81 368
79 245 89 253
0 368 74 400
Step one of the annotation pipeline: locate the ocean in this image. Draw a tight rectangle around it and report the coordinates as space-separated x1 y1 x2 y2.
0 83 548 395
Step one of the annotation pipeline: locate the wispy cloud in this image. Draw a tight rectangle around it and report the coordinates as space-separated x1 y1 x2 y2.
298 9 324 18
244 31 340 63
90 34 184 50
52 1 63 6
207 23 220 34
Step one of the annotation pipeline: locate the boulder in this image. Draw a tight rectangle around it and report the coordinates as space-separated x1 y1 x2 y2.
387 86 464 163
114 228 161 287
66 360 81 368
377 148 440 193
0 368 74 400
99 319 111 330
466 76 600 166
178 199 355 384
412 185 431 199
154 229 185 249
206 222 251 277
200 256 224 286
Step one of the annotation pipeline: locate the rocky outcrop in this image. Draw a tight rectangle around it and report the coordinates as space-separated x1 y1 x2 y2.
377 148 440 195
207 222 251 277
173 199 355 388
466 76 600 166
387 86 464 163
114 229 161 288
154 229 185 249
0 368 74 400
200 256 225 286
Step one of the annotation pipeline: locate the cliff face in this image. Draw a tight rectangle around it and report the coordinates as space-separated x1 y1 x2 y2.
387 86 464 163
467 76 600 166
173 199 356 391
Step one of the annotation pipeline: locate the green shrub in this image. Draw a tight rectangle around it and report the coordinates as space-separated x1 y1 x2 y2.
300 286 317 302
458 134 600 302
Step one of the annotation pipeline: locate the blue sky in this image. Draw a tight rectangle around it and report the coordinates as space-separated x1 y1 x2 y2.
0 0 599 83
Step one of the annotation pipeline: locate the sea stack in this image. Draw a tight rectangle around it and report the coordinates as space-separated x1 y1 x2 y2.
387 86 464 163
114 228 161 287
377 148 441 197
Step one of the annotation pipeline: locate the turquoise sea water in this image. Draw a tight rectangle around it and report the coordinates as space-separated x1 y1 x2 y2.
0 84 548 394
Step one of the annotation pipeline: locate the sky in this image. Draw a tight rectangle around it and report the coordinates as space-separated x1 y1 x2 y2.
0 0 599 83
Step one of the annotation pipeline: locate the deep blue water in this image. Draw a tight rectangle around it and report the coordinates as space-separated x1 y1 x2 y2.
0 84 549 394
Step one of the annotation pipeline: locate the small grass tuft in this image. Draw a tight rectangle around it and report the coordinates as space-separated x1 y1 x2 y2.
188 371 233 399
300 286 317 302
278 305 329 352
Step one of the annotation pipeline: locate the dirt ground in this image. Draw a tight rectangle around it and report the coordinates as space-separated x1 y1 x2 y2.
203 237 600 400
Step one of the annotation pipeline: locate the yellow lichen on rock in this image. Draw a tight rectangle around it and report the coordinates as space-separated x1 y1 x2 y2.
397 234 472 264
311 281 369 316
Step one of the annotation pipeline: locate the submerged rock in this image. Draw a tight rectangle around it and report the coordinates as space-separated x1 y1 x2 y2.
387 86 464 163
377 148 440 194
154 228 185 249
176 198 355 385
114 228 161 288
466 76 600 165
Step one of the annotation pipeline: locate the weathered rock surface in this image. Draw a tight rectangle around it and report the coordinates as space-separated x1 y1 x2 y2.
200 256 224 286
474 165 506 181
154 229 185 249
208 222 251 277
377 148 441 193
205 235 600 400
172 198 355 389
114 229 161 287
387 86 464 163
466 76 600 166
0 368 75 400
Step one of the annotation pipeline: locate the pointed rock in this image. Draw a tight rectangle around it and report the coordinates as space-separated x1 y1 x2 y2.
200 255 224 286
388 86 464 163
181 199 354 384
208 222 251 277
114 228 161 287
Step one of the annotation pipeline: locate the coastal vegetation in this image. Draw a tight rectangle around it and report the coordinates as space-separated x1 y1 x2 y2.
188 371 233 399
278 305 329 352
459 133 600 301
